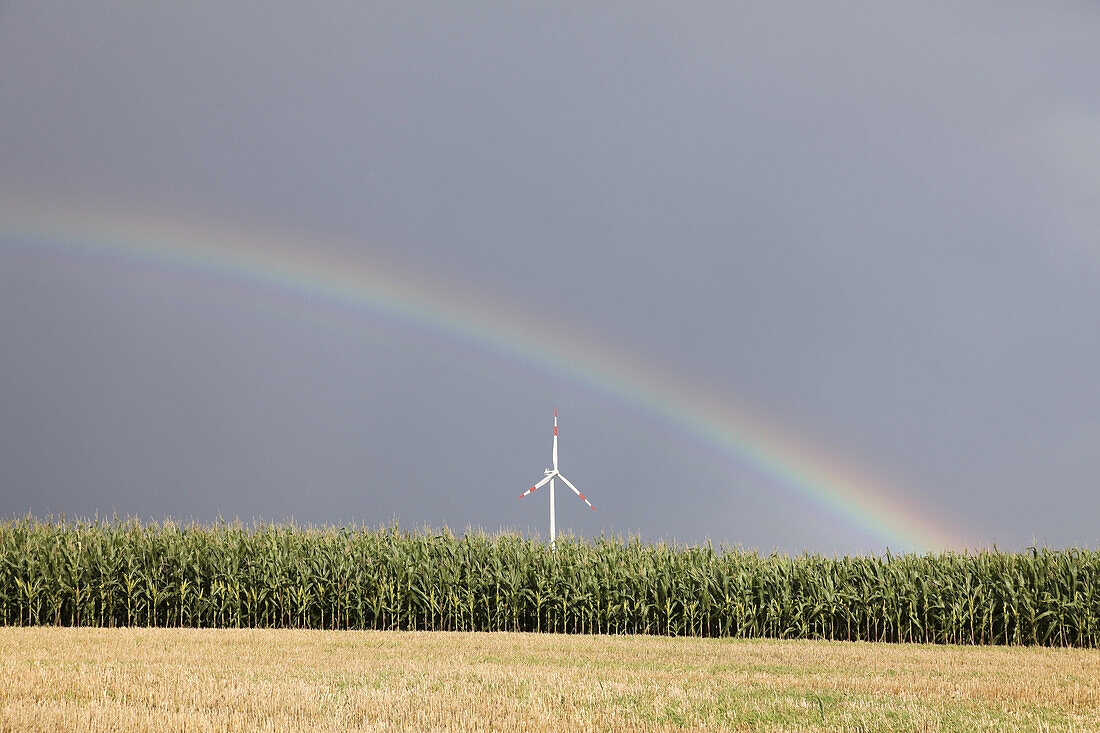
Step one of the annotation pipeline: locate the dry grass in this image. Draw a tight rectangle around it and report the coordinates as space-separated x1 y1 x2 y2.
1 628 1098 731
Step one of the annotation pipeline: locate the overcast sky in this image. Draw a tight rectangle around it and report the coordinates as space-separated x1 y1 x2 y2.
2 2 1098 553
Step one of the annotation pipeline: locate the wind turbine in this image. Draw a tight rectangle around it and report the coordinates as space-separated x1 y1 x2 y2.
518 410 595 548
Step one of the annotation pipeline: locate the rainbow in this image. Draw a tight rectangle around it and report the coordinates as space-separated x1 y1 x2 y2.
0 198 969 552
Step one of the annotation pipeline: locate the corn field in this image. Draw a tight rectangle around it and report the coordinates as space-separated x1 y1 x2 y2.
1 518 1097 646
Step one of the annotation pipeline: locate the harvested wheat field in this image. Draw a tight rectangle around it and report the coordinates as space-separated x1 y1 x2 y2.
1 628 1098 732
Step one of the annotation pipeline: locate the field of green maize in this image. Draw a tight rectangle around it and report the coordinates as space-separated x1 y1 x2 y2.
1 518 1097 646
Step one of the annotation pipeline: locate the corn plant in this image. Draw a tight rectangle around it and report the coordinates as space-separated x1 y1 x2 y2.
1 516 1097 646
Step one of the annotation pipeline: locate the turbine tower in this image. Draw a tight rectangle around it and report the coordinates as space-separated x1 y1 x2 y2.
518 410 595 548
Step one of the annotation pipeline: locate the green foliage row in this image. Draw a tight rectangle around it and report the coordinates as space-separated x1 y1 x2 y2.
1 517 1097 645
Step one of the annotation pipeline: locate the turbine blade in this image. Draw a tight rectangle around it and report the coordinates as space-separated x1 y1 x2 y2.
557 473 596 511
552 410 558 471
518 473 554 499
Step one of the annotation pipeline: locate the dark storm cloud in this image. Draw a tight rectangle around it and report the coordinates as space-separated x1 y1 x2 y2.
1 2 1098 551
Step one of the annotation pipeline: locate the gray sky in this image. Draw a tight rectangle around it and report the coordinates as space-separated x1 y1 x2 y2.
1 2 1098 553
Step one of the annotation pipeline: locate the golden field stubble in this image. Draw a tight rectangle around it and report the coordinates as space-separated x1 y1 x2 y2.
1 628 1098 732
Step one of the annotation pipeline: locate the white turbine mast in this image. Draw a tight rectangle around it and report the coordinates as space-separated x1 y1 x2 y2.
518 410 595 548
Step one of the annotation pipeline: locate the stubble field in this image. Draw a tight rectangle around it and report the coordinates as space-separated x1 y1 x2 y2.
1 628 1098 732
